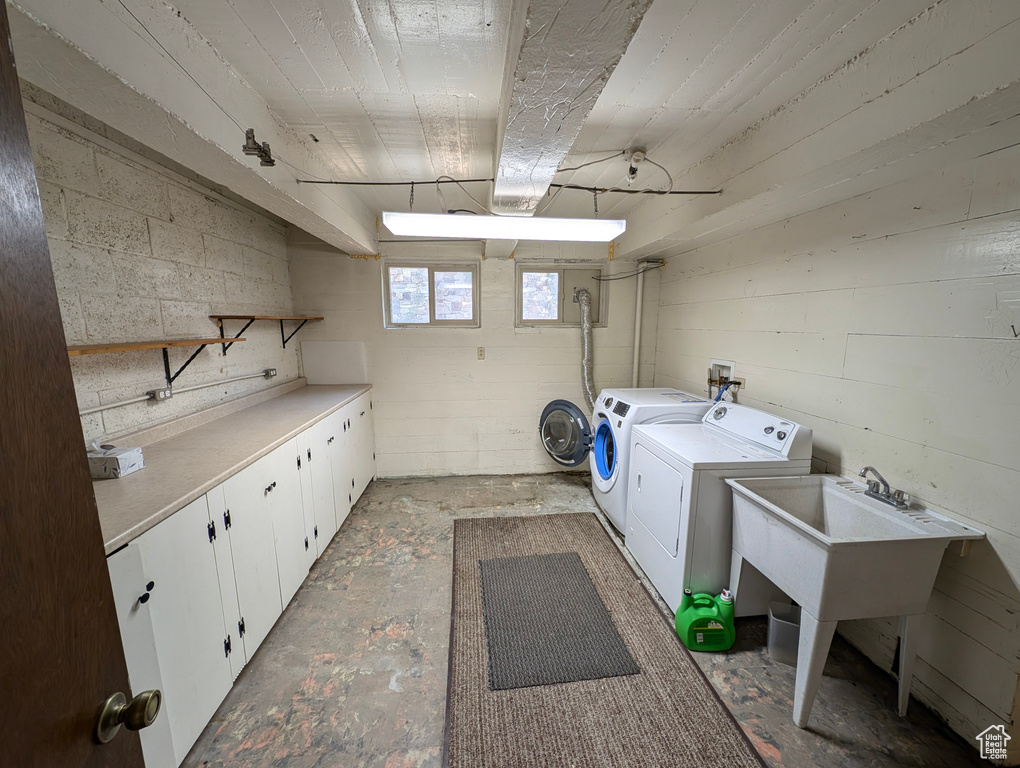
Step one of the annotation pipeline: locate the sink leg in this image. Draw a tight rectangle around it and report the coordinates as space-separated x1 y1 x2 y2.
898 614 922 716
793 611 838 728
729 550 744 597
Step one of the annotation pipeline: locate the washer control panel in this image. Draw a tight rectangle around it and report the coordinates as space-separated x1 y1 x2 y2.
612 401 631 417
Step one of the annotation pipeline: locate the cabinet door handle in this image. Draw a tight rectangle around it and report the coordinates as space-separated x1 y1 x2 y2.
360 411 365 417
307 448 312 461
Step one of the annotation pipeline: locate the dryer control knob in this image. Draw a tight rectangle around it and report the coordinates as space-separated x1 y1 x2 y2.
776 431 787 440
764 426 774 434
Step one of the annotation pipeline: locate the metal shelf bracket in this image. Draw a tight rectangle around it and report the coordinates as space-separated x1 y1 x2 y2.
217 318 256 355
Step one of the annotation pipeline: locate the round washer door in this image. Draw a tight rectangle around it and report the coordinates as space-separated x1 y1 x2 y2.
591 419 617 484
539 400 592 467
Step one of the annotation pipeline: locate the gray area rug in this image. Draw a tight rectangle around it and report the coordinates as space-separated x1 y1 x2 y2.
479 552 640 690
445 513 766 768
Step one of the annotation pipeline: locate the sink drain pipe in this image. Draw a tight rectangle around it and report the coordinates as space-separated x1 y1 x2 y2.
576 287 597 412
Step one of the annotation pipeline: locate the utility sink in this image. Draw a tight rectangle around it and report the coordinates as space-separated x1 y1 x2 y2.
726 474 984 727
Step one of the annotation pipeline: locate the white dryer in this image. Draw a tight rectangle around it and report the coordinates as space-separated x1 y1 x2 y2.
538 388 711 533
626 402 812 617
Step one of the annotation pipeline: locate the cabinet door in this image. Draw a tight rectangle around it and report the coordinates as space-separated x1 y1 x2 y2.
135 496 233 766
107 545 175 768
223 453 284 660
268 439 312 606
352 392 376 503
301 419 338 556
328 406 355 526
295 432 318 560
206 484 245 681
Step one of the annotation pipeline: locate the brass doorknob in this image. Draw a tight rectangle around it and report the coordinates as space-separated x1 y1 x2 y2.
95 689 161 744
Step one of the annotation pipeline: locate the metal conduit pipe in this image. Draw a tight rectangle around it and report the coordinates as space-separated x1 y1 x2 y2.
576 287 597 412
631 267 645 387
77 370 277 417
78 395 151 416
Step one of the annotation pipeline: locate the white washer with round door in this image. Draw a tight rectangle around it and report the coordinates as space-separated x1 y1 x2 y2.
590 388 711 532
539 388 711 532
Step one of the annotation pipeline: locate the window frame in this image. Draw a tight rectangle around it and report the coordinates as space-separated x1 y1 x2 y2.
515 262 607 328
382 259 481 329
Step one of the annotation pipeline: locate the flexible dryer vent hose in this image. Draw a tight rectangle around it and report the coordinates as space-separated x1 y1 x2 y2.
576 287 596 412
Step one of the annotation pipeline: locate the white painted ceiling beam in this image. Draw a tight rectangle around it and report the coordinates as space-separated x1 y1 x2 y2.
9 0 378 254
616 0 1020 259
490 0 653 215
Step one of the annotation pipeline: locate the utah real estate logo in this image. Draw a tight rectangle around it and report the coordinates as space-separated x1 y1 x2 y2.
976 725 1010 760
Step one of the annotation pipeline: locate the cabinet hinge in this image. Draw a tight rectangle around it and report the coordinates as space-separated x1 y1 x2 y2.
207 521 216 542
238 617 246 637
223 509 231 529
304 536 309 550
224 636 232 657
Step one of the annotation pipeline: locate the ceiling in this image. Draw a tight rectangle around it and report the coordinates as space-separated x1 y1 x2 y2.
9 0 1020 257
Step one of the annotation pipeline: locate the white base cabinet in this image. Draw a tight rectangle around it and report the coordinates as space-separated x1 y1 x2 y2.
107 497 234 767
222 452 284 658
298 418 338 557
351 391 376 502
108 390 375 768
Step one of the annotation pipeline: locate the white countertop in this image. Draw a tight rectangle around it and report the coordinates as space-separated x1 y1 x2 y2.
96 384 371 554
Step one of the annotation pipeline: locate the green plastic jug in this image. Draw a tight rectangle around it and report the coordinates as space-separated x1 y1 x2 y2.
675 588 735 652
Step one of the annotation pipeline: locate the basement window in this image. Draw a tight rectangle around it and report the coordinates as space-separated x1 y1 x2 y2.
516 264 604 327
383 261 480 328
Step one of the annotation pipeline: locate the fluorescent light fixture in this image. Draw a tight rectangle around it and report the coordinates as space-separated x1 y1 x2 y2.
382 211 626 242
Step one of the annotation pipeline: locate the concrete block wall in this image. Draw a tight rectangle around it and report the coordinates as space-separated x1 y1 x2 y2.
26 104 300 444
653 145 1020 753
289 235 660 477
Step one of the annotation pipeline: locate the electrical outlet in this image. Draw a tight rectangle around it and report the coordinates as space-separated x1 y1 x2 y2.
263 368 277 378
147 387 173 402
477 347 485 360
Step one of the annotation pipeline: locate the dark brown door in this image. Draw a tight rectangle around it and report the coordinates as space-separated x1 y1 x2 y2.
0 4 145 766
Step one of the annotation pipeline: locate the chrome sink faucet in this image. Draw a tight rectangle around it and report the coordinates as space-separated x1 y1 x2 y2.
859 466 908 509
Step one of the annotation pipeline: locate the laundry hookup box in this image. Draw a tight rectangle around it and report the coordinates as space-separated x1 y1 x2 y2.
87 445 145 479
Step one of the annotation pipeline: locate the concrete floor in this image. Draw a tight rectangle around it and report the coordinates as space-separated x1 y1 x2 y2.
182 473 984 768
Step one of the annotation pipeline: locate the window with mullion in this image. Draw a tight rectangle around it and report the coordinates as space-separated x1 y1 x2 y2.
384 261 479 328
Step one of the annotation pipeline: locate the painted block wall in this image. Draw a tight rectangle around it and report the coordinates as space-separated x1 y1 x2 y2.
653 146 1020 752
26 103 300 444
289 234 660 477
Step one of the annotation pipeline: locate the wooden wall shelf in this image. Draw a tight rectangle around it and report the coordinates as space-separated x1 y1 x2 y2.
67 338 242 356
209 315 323 354
67 337 246 388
